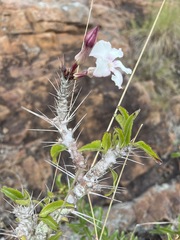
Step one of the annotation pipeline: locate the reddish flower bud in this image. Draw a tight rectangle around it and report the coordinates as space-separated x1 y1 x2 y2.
74 70 88 79
75 26 99 65
84 26 99 48
69 62 78 75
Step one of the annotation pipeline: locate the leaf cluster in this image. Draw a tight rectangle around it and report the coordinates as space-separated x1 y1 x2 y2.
151 216 180 240
1 186 31 206
79 107 140 153
78 107 162 164
69 200 138 240
1 107 162 238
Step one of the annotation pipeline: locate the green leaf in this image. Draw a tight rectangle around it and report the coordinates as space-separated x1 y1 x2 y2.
115 114 125 130
102 132 111 153
105 169 118 197
15 190 31 206
115 107 131 131
171 151 180 158
123 110 140 146
111 132 119 148
39 215 59 231
123 109 140 146
114 128 124 147
152 224 180 235
1 187 24 201
115 108 140 145
1 187 31 206
15 199 31 206
39 200 74 218
48 231 62 240
79 140 101 152
133 141 162 165
50 144 67 163
118 106 129 120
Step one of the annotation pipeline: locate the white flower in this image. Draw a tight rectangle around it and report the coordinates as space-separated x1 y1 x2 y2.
89 40 132 88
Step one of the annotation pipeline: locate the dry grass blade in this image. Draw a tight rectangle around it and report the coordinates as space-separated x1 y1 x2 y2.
99 0 168 230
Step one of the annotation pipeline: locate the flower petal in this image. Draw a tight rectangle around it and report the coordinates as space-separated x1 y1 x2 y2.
111 69 123 89
93 58 111 77
109 48 124 61
89 40 112 59
114 60 132 74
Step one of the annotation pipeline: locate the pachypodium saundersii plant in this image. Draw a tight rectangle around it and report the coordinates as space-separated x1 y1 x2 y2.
1 26 162 240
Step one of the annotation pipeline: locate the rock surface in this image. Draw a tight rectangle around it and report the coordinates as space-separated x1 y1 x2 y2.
106 178 180 232
0 0 179 236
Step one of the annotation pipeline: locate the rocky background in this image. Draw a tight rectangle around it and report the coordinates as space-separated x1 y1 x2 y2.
0 0 179 238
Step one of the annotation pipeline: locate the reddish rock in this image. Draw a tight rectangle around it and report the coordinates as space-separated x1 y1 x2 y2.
106 180 180 232
1 88 25 107
6 10 33 34
35 32 59 50
22 156 52 190
0 36 20 54
0 105 10 122
134 181 180 223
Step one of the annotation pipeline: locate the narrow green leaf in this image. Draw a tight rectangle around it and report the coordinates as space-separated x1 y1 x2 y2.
48 232 62 240
39 200 74 218
15 189 31 205
167 233 172 240
115 114 125 130
40 215 59 231
114 128 124 147
118 106 129 120
55 173 63 189
115 107 132 131
171 151 180 158
79 140 101 152
123 109 140 146
111 132 119 148
15 199 31 206
123 115 134 146
50 144 67 163
133 141 162 165
105 169 118 197
102 132 111 153
1 187 24 201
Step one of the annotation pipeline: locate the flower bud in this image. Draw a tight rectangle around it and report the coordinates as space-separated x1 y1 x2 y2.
75 26 99 65
74 67 95 80
69 62 78 75
74 70 88 79
84 26 99 48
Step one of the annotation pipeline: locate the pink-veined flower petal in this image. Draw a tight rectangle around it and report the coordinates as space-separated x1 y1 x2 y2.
113 60 132 74
90 40 112 59
111 69 123 89
93 58 111 77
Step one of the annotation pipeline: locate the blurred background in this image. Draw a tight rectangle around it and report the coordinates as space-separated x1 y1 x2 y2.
0 0 179 236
